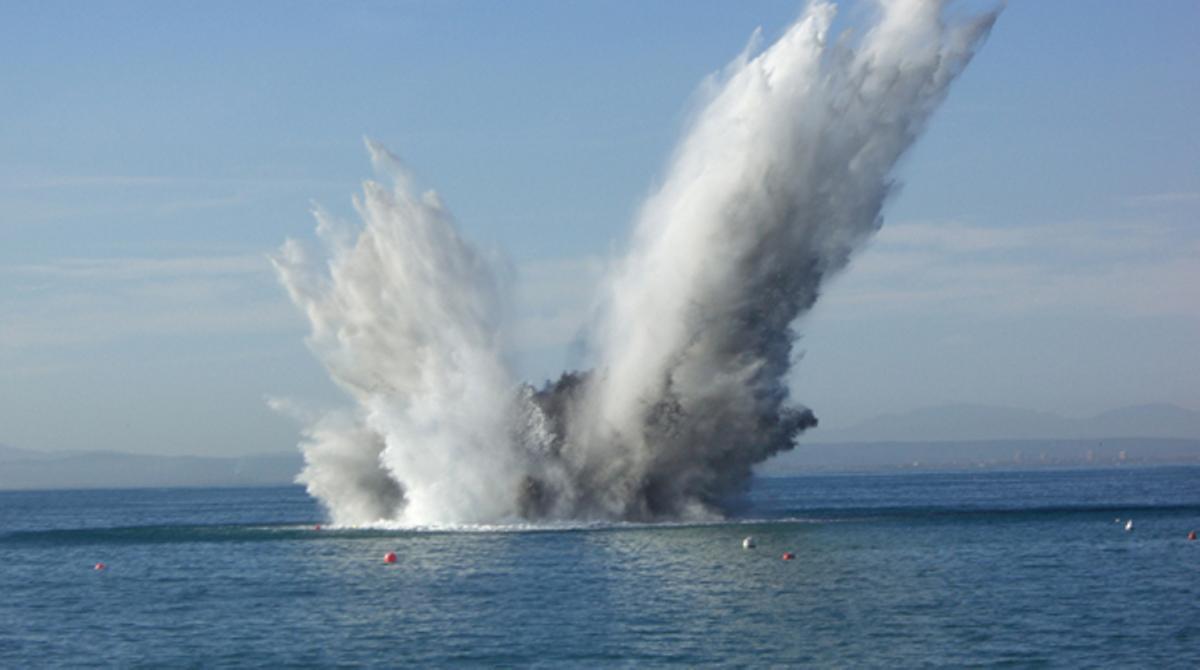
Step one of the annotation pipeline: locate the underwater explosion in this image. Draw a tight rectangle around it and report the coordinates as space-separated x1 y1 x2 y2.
272 1 997 526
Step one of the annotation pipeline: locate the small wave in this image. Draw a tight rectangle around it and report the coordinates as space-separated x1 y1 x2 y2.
0 516 838 546
0 523 319 547
3 502 1196 546
334 515 830 534
764 502 1200 524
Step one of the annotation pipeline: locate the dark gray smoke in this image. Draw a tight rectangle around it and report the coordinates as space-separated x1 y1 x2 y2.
519 369 817 521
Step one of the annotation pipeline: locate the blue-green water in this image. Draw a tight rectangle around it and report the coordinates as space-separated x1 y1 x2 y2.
2 467 1198 667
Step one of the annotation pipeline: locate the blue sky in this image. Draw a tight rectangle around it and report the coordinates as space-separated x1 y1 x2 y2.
2 1 1197 456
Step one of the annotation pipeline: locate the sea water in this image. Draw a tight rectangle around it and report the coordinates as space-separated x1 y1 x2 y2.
1 467 1198 667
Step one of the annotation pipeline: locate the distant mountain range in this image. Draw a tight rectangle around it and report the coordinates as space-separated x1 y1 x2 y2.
809 403 1200 443
2 403 1198 489
761 437 1200 475
759 403 1200 475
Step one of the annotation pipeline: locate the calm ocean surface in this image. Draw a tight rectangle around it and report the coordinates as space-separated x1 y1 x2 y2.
2 466 1198 668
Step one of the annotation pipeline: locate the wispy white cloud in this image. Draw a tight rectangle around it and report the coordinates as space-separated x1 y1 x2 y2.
1119 191 1200 207
0 174 349 191
1 175 178 190
8 217 1194 358
818 219 1200 320
1 251 611 356
1 300 299 349
7 255 269 280
0 253 298 351
0 174 352 226
870 220 1032 253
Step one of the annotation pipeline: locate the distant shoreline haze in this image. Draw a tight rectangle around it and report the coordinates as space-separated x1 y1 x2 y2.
807 402 1200 443
762 438 1200 476
1 404 1197 490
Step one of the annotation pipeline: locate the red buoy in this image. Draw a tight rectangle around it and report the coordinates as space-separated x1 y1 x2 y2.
1189 530 1197 541
314 524 322 531
94 563 106 571
781 552 795 561
383 551 398 564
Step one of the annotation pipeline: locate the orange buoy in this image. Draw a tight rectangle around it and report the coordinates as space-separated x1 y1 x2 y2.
383 551 398 564
781 552 795 561
94 563 106 571
1189 530 1197 541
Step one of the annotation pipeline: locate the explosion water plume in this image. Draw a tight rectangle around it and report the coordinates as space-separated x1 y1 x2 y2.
273 1 998 526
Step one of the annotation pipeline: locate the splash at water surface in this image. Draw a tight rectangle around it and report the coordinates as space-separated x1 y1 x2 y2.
273 0 998 526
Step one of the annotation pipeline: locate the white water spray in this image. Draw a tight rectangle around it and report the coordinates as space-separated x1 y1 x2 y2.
273 1 997 526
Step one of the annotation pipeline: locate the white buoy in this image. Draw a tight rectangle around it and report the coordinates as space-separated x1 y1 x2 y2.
1125 519 1134 532
742 536 756 549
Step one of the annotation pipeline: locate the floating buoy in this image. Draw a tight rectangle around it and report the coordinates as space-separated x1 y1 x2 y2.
383 552 398 564
314 524 322 531
742 536 756 549
1188 530 1196 541
93 563 106 571
781 552 795 561
1124 520 1134 532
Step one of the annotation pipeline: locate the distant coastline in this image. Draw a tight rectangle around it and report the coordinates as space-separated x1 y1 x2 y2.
760 437 1200 476
3 436 1198 491
0 446 303 491
4 402 1197 490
